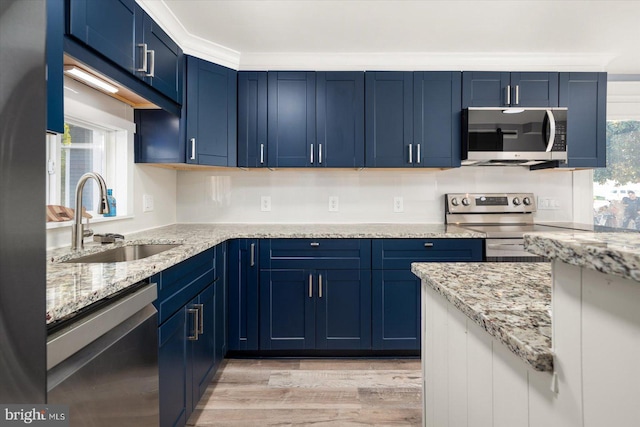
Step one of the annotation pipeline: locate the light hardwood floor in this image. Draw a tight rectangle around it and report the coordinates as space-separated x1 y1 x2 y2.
187 358 422 426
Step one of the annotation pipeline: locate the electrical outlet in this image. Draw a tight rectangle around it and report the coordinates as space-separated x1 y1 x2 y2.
393 196 404 213
143 194 154 212
260 196 271 212
538 197 560 210
329 196 339 212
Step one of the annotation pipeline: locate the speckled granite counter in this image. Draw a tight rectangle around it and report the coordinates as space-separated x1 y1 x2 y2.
47 223 482 325
411 262 553 371
524 231 640 283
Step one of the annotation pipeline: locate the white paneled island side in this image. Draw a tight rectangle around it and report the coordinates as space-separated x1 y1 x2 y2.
413 231 640 427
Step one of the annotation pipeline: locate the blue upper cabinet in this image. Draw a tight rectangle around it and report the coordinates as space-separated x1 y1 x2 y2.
462 71 559 107
67 0 137 73
365 72 413 167
185 56 237 166
559 72 607 168
135 7 183 103
237 72 268 168
134 109 183 163
47 0 64 133
267 72 316 167
413 72 462 167
316 72 365 167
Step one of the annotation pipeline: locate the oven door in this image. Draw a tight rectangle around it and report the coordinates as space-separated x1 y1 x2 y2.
485 238 548 262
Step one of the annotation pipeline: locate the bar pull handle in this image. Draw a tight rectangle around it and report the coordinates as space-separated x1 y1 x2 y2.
136 43 148 72
319 144 322 164
310 144 314 164
146 49 155 77
260 144 264 164
309 274 313 298
544 109 556 152
515 85 519 105
506 84 511 105
416 144 421 164
195 303 204 334
408 143 413 164
310 242 320 247
424 242 434 248
318 274 323 298
190 138 196 160
187 308 199 340
250 243 255 267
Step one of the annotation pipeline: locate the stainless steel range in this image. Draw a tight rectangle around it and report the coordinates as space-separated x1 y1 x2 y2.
445 192 567 262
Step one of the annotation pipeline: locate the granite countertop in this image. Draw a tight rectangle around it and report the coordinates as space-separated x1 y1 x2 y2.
411 262 553 372
47 223 483 325
524 231 640 283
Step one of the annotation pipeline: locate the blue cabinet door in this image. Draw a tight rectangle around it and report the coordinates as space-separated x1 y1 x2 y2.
372 270 421 350
365 72 413 167
136 8 183 103
259 269 315 350
46 0 64 133
186 56 237 166
462 72 510 107
214 242 227 364
316 72 365 167
134 109 183 163
189 286 215 414
267 72 316 167
413 72 462 167
159 307 187 427
227 239 259 351
510 72 559 107
238 72 268 167
315 269 371 350
68 0 137 73
559 72 607 168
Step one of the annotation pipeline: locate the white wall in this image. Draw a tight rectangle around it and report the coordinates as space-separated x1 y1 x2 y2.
46 79 177 249
176 166 584 224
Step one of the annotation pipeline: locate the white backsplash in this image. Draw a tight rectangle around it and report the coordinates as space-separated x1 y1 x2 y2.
177 167 591 224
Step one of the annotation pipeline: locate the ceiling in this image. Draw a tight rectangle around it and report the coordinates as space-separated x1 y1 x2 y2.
139 0 640 73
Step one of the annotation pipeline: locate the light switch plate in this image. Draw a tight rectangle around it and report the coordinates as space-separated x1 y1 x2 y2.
143 194 154 212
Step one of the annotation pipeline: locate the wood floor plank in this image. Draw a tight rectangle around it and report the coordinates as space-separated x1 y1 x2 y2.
188 358 422 426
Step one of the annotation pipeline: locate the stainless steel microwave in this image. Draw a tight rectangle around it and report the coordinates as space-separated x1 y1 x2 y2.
462 107 568 166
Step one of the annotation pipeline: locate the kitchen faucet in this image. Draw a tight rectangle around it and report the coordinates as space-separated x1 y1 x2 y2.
71 172 110 250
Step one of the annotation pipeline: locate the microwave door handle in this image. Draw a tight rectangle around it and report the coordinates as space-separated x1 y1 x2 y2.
545 109 556 152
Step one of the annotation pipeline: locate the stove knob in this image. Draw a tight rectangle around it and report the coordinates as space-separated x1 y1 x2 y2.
523 197 532 206
461 197 470 206
450 198 459 206
513 197 521 206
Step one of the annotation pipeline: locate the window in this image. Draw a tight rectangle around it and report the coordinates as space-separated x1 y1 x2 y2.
593 80 640 231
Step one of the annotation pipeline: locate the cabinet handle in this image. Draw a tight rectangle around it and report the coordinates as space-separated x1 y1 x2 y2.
318 274 323 298
260 144 264 164
195 303 204 334
408 143 413 164
416 144 421 164
136 43 148 72
319 144 322 164
310 242 320 247
187 308 199 340
309 274 313 298
190 138 196 160
146 49 155 77
515 85 519 105
506 84 511 105
310 144 314 164
250 243 255 266
424 242 434 248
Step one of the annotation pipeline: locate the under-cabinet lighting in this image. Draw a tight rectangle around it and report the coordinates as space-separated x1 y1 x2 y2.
502 108 525 114
63 66 118 94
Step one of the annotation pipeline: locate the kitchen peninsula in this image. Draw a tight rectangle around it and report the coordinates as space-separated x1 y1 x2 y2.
413 231 640 427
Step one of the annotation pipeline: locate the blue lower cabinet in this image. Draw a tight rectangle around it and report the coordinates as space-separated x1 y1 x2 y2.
214 242 227 366
159 308 187 427
259 268 371 351
188 286 215 416
372 270 421 350
228 239 259 351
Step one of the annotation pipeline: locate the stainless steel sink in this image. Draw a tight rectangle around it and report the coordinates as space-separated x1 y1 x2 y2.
63 244 181 263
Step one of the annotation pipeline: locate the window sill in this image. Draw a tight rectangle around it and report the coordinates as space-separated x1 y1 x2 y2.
46 214 134 230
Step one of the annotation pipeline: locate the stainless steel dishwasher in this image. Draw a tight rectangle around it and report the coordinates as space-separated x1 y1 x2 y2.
47 283 159 426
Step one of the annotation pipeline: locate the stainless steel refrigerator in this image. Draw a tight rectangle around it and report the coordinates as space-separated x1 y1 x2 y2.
0 0 47 403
